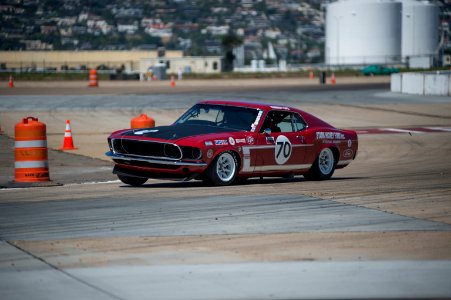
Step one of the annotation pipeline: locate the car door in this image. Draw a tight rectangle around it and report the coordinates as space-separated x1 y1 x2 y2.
252 110 309 173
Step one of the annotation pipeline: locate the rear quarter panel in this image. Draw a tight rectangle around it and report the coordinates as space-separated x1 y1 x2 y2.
305 127 358 167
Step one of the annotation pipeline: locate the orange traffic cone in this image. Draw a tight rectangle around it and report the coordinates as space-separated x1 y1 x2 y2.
9 75 14 88
330 73 336 85
309 70 314 80
170 75 176 87
59 120 78 150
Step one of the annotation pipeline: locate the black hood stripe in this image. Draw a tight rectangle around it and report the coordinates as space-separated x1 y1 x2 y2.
123 124 240 140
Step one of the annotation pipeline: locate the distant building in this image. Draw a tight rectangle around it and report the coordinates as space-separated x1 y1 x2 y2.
117 24 139 34
0 50 183 72
202 25 230 36
19 40 53 50
139 56 222 79
0 51 221 75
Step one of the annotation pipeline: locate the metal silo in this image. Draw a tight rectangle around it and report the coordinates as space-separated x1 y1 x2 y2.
325 0 402 65
401 0 440 61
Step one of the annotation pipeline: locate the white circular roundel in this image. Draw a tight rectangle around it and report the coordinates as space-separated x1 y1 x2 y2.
275 135 292 165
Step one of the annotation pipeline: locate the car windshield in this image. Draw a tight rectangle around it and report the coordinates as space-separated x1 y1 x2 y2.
175 104 260 131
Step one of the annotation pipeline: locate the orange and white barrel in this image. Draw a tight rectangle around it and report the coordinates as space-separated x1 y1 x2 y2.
14 117 50 182
88 69 98 87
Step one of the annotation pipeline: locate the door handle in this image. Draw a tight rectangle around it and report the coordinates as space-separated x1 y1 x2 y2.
296 136 305 143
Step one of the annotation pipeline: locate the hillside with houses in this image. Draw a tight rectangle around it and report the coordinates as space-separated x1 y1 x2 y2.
0 0 325 64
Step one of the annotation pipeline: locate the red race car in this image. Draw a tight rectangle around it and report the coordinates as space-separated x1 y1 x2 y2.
106 100 358 186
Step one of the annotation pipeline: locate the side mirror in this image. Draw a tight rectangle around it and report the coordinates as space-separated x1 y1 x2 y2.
264 128 272 135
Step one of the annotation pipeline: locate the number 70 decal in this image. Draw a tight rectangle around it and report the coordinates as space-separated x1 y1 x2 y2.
275 135 292 165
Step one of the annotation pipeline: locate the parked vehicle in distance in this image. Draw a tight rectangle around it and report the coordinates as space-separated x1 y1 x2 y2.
106 100 358 186
361 65 399 76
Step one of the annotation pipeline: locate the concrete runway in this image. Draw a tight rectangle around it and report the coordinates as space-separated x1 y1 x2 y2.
1 78 451 299
1 182 451 299
2 241 449 300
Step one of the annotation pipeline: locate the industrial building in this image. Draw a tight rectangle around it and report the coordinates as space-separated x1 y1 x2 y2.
139 56 221 80
0 50 222 75
325 0 441 67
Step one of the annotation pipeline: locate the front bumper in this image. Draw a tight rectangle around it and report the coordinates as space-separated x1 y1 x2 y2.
106 151 208 180
105 151 208 167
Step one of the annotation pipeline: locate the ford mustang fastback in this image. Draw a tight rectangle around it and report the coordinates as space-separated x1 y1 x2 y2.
106 100 358 186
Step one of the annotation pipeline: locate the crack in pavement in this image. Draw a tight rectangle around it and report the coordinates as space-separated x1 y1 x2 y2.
2 239 125 300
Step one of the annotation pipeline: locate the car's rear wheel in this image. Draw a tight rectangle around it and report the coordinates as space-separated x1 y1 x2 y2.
205 151 237 186
305 148 336 180
117 174 148 186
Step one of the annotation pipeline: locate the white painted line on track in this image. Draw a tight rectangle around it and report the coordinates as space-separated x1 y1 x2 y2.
426 127 451 132
385 128 424 134
64 180 121 187
0 180 121 192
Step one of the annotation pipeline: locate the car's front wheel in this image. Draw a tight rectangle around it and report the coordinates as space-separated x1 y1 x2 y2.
205 151 237 186
117 174 148 186
305 148 336 180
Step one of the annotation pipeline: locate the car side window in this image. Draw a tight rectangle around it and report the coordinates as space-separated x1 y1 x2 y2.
260 111 302 133
278 114 294 132
260 111 282 133
292 113 307 131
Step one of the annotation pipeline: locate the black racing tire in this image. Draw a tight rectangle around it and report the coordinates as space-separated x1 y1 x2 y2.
117 174 148 186
204 151 238 186
304 148 336 181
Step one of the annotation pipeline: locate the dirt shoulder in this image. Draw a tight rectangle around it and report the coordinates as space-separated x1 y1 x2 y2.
13 231 451 268
1 76 389 95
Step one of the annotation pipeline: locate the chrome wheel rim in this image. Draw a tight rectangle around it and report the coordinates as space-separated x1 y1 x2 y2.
319 148 334 175
216 152 236 182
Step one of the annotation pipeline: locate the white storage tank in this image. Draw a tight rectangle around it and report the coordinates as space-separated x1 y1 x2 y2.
401 0 440 61
326 0 402 65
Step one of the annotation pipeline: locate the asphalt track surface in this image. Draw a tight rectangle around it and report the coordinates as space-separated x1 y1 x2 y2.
0 79 451 300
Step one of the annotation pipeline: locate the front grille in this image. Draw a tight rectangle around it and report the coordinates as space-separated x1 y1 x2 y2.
111 138 182 160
